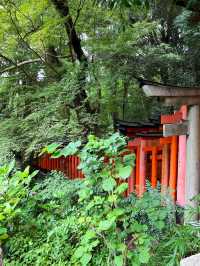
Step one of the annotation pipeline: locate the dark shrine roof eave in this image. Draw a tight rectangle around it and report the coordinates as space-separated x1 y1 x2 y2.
116 119 160 128
139 79 200 97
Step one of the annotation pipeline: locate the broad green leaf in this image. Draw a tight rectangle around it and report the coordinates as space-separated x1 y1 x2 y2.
74 246 85 259
102 178 116 192
108 194 117 203
82 230 96 243
118 165 132 179
0 214 5 221
80 253 92 265
58 141 81 157
50 149 62 158
114 255 123 266
29 170 39 179
138 248 150 264
40 143 60 155
78 188 92 201
107 208 125 221
156 220 165 230
89 239 99 249
114 183 128 194
0 233 8 240
0 227 7 235
98 220 113 231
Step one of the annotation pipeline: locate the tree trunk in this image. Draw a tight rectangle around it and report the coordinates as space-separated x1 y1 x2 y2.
51 0 92 116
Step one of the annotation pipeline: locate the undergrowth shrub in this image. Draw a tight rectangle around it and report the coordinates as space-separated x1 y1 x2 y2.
2 134 200 265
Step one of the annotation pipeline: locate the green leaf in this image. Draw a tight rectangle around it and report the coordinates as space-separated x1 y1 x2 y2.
107 208 125 221
115 183 128 194
40 143 60 155
58 141 81 157
138 248 150 264
0 227 7 235
0 233 8 240
29 170 39 179
156 221 165 230
50 150 62 158
82 230 96 243
78 188 92 201
118 165 132 179
74 246 85 259
7 160 15 175
98 220 113 231
0 214 5 221
123 153 135 166
102 178 116 192
114 255 123 266
80 253 92 265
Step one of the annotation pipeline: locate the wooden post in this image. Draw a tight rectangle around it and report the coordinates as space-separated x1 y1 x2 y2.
161 143 170 194
177 105 187 207
169 136 178 200
151 147 158 188
186 105 200 220
138 140 146 197
135 146 140 196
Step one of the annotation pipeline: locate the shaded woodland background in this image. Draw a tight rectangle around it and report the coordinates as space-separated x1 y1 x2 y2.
0 0 200 164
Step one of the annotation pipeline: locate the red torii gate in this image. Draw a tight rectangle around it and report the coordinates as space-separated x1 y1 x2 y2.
35 106 187 207
141 80 200 220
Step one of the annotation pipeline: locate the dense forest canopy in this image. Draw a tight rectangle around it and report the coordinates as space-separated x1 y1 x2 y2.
0 0 200 164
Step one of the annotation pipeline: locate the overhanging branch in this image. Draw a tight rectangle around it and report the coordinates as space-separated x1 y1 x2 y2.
0 58 41 74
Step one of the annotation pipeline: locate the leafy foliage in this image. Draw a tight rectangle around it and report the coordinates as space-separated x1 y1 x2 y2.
0 161 38 242
3 134 200 265
2 0 199 162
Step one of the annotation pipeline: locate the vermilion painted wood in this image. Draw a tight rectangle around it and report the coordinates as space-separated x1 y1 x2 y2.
74 157 76 177
151 147 158 188
160 137 172 145
67 156 70 178
52 158 55 170
143 146 162 152
177 105 187 206
128 139 143 196
169 136 178 200
161 143 170 194
45 155 48 169
56 158 60 171
41 156 44 169
138 140 146 197
161 111 183 124
69 156 72 179
71 156 73 178
135 146 140 196
149 154 162 160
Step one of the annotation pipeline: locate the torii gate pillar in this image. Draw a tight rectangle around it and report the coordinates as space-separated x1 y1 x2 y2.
186 105 200 219
141 81 200 221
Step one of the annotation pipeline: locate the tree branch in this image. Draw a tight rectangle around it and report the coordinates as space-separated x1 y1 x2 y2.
0 58 41 74
0 51 35 80
7 8 60 77
73 0 86 26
